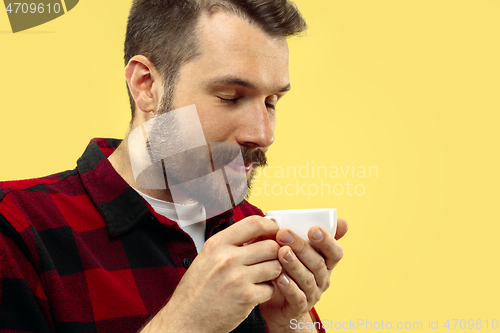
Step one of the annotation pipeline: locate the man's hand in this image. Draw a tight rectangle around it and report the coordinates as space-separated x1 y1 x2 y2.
141 216 282 333
260 218 349 332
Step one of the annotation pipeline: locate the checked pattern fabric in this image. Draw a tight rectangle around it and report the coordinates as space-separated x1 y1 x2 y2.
0 138 324 333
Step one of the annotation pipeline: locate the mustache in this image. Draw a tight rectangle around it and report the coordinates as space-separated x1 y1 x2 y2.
242 146 267 170
208 143 267 171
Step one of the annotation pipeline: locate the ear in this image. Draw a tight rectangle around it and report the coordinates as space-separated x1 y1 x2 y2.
125 55 163 118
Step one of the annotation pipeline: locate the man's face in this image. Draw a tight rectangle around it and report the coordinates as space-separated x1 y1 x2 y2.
141 11 290 211
169 11 291 180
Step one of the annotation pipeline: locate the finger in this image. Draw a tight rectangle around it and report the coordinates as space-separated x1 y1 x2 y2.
240 239 280 266
274 272 310 317
242 233 277 246
277 245 323 298
308 226 344 270
276 229 331 290
253 282 276 305
246 259 282 284
242 237 260 246
220 216 279 246
335 218 349 240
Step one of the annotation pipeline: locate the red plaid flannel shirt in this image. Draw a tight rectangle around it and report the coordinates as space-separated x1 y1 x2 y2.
0 138 325 332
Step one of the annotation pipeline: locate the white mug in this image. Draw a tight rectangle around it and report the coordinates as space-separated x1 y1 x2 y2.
265 208 337 242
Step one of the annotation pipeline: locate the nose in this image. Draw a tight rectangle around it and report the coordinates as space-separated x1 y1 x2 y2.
235 102 275 149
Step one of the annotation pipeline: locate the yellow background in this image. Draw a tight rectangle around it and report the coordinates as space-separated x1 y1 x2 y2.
1 1 499 331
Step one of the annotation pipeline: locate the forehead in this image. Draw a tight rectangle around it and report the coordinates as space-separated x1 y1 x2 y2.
184 11 290 92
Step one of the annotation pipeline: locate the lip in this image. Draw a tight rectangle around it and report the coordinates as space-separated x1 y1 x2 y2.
223 161 256 176
224 162 246 174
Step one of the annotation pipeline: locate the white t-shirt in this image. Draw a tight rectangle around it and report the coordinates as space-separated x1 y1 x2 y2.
135 190 206 253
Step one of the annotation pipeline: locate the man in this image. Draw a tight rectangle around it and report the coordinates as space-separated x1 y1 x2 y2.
0 0 348 332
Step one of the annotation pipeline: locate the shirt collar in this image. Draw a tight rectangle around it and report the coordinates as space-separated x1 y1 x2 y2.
77 138 150 237
76 138 235 238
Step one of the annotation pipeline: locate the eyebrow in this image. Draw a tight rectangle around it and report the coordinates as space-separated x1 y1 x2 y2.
206 76 291 94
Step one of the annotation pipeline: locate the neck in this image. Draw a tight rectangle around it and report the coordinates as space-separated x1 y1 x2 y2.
108 135 192 204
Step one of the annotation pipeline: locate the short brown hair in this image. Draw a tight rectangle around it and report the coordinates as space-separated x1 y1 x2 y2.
124 0 307 119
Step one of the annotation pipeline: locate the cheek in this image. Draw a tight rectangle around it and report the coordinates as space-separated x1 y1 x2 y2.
198 109 237 142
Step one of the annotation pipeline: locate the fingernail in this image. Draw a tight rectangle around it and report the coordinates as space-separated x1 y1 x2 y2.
283 250 293 263
280 274 290 286
312 229 324 241
281 231 293 244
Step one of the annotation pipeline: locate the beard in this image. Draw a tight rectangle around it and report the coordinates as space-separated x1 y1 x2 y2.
242 145 267 191
130 102 267 219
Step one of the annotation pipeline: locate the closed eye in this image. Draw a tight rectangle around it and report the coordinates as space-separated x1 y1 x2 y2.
266 102 276 110
218 97 239 104
218 97 276 110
